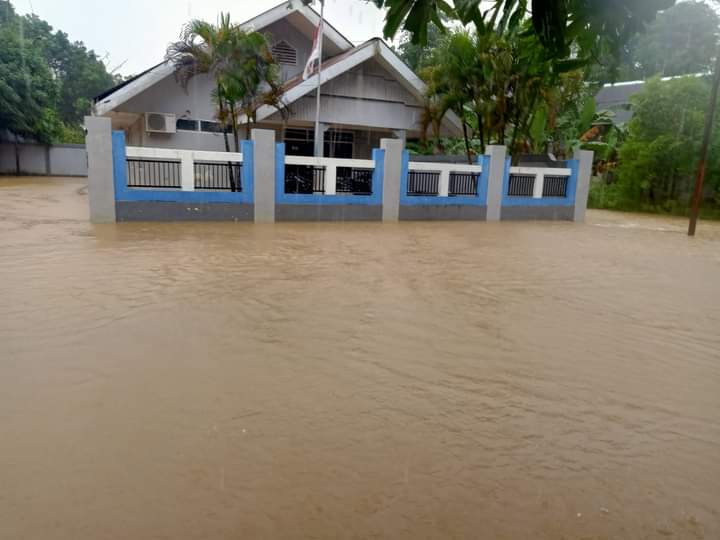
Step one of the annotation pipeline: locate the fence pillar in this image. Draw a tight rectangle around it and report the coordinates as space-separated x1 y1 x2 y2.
380 138 403 221
180 152 194 191
252 128 276 223
573 149 593 223
532 172 544 199
485 145 507 221
84 116 116 223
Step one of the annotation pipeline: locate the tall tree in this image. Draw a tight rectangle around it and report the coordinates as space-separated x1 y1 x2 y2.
0 0 118 142
0 0 61 143
606 1 720 81
614 76 720 210
371 0 674 66
166 14 284 152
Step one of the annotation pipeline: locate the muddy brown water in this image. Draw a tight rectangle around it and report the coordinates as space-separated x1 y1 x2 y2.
1 177 719 539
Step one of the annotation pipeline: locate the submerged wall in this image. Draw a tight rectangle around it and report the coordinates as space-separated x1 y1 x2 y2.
87 120 592 224
0 143 87 177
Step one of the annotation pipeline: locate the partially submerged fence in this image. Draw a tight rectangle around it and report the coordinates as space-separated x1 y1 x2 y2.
111 133 254 221
275 144 384 220
397 153 490 220
501 161 579 220
0 142 87 176
89 121 591 223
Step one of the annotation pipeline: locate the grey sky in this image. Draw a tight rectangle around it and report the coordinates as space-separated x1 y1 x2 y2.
14 0 388 76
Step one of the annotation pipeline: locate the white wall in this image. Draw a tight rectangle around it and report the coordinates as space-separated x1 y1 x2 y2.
0 143 87 176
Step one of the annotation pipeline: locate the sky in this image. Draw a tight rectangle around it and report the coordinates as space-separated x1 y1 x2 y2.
13 0 388 76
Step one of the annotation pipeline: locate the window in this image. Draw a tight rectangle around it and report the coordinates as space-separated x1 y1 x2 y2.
200 121 229 133
272 41 297 66
176 118 199 131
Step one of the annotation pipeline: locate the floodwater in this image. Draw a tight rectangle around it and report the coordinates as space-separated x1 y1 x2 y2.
1 177 719 540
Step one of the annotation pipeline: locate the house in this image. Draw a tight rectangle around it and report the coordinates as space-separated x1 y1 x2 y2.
594 73 708 125
91 1 463 159
594 81 644 125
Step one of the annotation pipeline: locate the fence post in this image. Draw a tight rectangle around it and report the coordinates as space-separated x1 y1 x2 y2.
251 128 276 223
572 149 593 223
438 169 450 197
180 152 194 191
485 145 507 221
380 138 403 221
325 164 337 195
532 172 544 199
84 116 116 223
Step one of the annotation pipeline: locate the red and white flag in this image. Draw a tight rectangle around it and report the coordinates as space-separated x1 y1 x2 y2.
303 21 322 80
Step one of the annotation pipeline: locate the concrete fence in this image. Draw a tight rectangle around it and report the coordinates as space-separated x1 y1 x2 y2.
85 116 593 224
0 142 87 177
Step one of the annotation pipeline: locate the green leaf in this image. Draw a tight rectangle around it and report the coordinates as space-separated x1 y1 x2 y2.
529 106 547 148
578 97 596 133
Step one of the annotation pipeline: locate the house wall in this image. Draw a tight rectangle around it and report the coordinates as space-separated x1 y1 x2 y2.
286 94 421 131
269 60 425 133
118 72 220 125
324 60 418 105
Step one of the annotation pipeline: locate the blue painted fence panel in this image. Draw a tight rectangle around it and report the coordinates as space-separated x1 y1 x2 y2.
399 151 489 206
112 131 254 204
501 157 579 207
275 143 384 206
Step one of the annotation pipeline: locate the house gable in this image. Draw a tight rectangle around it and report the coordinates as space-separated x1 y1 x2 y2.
94 1 352 116
258 40 463 136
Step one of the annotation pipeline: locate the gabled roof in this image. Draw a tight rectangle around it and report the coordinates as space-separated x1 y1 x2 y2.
93 1 353 115
242 2 353 52
252 38 464 135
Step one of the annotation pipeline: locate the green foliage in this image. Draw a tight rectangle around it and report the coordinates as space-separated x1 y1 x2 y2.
591 76 720 214
372 0 674 65
396 22 444 71
0 0 116 142
0 2 60 143
416 24 591 159
594 1 720 82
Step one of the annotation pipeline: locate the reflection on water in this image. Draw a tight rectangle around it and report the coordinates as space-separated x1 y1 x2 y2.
1 177 719 539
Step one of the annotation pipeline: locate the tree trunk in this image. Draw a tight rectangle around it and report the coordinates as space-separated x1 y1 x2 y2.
216 92 236 192
476 113 485 155
462 122 472 164
230 103 240 153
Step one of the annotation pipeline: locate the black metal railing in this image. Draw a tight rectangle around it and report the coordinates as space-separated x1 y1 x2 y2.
194 161 242 191
336 167 373 195
542 175 569 197
407 170 440 196
126 158 181 189
507 174 535 197
449 172 479 196
285 164 325 194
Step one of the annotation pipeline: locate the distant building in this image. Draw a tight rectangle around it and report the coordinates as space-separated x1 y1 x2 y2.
92 1 462 159
594 81 645 125
595 73 708 125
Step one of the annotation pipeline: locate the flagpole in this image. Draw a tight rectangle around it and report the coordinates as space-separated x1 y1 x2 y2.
313 0 324 157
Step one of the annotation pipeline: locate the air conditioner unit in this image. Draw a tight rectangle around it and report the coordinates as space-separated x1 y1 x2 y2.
145 112 176 134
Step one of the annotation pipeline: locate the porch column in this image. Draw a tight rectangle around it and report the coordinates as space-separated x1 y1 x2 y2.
392 129 407 146
485 145 507 221
84 116 116 223
252 129 276 223
573 149 593 223
380 138 403 222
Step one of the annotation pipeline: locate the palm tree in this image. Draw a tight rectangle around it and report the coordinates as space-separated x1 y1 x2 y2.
166 13 285 152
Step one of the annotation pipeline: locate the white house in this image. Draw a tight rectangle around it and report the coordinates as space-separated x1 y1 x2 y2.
92 1 463 159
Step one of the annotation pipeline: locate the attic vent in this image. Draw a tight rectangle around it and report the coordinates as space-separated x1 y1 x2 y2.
272 41 297 65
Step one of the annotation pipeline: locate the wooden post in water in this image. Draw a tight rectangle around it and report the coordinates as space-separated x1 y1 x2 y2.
688 51 720 236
